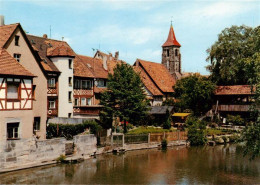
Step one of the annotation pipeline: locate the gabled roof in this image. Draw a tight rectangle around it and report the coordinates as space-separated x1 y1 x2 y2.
162 25 181 47
0 48 35 77
74 54 95 78
46 40 75 57
0 23 19 48
135 59 175 93
76 54 108 79
133 66 163 96
215 85 255 95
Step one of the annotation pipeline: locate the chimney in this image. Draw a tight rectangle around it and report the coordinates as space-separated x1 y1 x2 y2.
0 15 5 26
115 51 119 60
43 34 48 39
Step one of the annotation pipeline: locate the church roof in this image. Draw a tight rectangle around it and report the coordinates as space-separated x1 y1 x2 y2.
162 24 181 47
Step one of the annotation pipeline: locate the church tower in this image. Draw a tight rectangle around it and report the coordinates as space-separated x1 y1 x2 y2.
162 23 182 80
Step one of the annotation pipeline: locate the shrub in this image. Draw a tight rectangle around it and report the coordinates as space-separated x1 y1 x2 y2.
161 139 168 150
56 154 66 163
163 109 172 129
227 114 244 125
187 117 207 146
47 120 101 140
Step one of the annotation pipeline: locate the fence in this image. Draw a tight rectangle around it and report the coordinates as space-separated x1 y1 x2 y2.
125 134 149 144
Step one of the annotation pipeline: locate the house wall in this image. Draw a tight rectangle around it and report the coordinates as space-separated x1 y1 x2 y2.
51 57 74 118
5 28 47 140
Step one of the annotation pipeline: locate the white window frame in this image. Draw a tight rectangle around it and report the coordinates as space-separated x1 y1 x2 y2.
7 122 19 139
48 78 55 88
49 100 56 109
81 98 86 106
87 98 92 105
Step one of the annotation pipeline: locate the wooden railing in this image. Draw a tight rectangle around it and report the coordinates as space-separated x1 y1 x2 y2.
47 88 58 95
73 89 93 96
213 104 250 112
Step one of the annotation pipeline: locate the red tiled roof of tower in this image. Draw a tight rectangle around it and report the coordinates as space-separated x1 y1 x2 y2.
215 85 256 95
133 66 163 96
76 55 108 79
0 48 35 77
162 25 181 47
46 40 75 57
136 59 176 93
0 23 19 48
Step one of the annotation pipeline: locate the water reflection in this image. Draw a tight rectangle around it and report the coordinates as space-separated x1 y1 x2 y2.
0 144 259 184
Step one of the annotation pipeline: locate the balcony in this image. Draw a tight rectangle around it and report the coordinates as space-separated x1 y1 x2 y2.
73 89 93 96
47 88 58 95
213 104 250 112
73 105 102 115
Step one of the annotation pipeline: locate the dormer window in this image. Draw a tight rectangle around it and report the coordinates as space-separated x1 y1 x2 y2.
69 59 72 69
15 35 20 46
13 54 21 62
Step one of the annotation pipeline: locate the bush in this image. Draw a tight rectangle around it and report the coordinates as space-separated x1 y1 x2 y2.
163 109 172 129
127 126 174 135
227 114 244 125
187 117 207 146
161 139 168 150
47 120 101 140
56 154 66 163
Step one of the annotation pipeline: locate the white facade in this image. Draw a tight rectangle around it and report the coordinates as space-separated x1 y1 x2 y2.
51 57 74 117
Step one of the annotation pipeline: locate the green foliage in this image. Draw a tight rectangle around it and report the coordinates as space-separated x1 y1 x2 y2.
207 25 260 85
46 120 101 140
56 154 66 163
162 98 175 106
173 74 216 116
186 117 207 146
227 114 244 125
163 109 172 129
127 126 174 135
99 63 149 133
206 128 236 136
161 139 168 150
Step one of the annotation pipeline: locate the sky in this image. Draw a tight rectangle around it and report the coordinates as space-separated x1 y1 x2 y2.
0 0 259 74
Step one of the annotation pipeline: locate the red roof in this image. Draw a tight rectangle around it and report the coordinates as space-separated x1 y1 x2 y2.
0 24 19 48
135 59 176 93
215 85 255 95
162 25 181 47
0 49 35 77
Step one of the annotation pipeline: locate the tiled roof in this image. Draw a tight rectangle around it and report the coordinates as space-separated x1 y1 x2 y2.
133 66 163 96
76 55 108 79
74 54 95 78
162 25 181 47
0 23 18 48
46 40 75 57
0 48 35 77
107 59 125 74
215 85 255 95
27 35 60 73
135 59 176 93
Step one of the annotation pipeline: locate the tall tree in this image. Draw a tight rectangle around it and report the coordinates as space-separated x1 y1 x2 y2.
99 63 149 133
206 25 260 85
173 74 216 116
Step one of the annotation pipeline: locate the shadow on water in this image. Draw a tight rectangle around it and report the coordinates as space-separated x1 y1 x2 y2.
0 144 259 184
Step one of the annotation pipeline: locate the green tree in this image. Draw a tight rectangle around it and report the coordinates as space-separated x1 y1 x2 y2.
206 25 260 85
186 117 207 146
163 109 172 129
173 74 216 116
99 63 149 133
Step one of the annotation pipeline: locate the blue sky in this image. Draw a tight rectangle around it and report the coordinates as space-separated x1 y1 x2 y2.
0 0 259 74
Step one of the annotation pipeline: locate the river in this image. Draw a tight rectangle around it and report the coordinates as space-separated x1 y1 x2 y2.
0 144 259 184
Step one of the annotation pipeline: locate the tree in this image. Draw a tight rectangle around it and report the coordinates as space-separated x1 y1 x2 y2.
173 74 216 116
206 25 260 85
163 109 172 129
99 63 149 133
186 117 207 146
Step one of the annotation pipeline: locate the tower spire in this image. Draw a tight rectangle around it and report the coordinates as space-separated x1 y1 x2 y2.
162 23 181 47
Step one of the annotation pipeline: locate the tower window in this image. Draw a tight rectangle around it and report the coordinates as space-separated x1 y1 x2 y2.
175 49 178 56
15 35 20 46
166 49 169 57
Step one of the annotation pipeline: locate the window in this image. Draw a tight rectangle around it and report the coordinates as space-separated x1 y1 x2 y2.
87 98 92 105
32 85 36 100
97 80 105 87
7 122 19 139
166 49 169 57
7 83 19 100
68 91 72 102
68 113 72 118
33 117 41 132
13 54 21 62
49 100 55 109
74 98 79 106
48 78 55 88
69 59 72 69
81 98 86 106
82 80 91 89
15 35 20 46
74 79 80 89
68 77 72 86
175 49 178 56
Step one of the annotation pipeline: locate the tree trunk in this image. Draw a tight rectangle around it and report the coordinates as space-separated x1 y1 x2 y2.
124 120 127 133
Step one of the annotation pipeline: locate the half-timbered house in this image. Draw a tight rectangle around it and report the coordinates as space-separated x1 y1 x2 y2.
0 22 47 140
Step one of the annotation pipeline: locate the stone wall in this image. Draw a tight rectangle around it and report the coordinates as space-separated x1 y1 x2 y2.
0 134 97 173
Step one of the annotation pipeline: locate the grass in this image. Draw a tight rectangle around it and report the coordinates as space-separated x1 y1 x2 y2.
206 128 236 136
127 126 176 135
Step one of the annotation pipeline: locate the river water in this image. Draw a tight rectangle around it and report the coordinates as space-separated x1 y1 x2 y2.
0 144 259 184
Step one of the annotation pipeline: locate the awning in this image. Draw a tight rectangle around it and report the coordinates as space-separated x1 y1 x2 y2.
172 113 191 117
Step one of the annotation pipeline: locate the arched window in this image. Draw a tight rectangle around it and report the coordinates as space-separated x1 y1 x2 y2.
175 49 178 56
